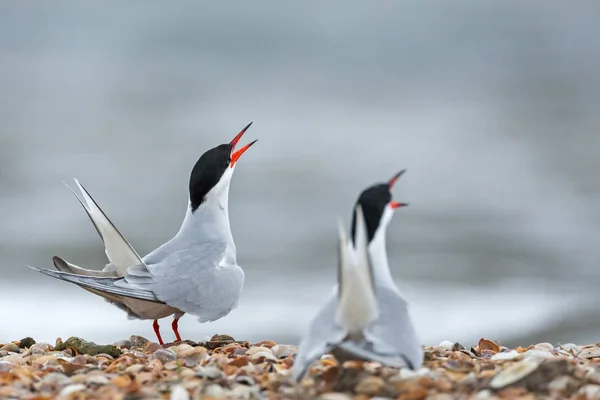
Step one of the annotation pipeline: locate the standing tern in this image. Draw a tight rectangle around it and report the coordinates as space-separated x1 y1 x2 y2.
292 170 423 381
28 123 257 345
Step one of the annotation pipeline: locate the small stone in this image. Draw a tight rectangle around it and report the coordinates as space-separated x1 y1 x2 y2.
18 337 36 349
0 343 19 353
355 376 385 396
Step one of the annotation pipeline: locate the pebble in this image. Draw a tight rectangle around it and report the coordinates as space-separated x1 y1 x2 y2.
1 334 599 399
0 343 19 353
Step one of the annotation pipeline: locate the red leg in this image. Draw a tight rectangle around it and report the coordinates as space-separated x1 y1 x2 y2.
153 319 164 345
172 315 182 342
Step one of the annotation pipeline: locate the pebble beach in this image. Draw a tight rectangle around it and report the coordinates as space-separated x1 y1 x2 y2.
1 335 600 399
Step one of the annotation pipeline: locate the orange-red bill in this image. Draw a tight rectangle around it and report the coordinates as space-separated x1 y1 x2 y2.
230 139 258 167
388 169 406 188
390 201 408 209
229 121 254 151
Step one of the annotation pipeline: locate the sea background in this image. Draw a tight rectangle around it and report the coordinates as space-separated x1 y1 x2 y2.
1 1 600 347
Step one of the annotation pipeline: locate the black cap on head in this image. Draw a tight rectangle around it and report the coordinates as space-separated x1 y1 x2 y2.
189 143 232 212
350 170 407 244
350 184 391 244
189 122 257 212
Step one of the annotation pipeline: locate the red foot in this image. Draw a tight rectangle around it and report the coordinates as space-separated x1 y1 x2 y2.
172 316 182 342
153 319 164 345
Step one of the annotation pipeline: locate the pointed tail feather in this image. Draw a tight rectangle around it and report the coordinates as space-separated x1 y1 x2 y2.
27 265 164 304
63 179 146 275
52 256 117 277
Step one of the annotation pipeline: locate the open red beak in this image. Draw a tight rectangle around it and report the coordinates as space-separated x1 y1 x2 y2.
388 169 406 189
390 201 409 209
229 122 257 167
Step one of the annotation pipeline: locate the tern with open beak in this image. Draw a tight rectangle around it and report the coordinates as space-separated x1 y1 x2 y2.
28 123 257 345
292 170 423 381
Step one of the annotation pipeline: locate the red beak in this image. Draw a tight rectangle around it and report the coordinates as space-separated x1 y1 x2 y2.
388 169 406 189
229 122 257 167
390 201 409 209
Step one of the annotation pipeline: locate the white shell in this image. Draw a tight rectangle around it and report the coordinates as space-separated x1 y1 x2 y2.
489 360 539 389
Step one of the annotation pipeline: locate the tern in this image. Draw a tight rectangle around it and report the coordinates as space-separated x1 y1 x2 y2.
292 171 423 380
28 123 257 345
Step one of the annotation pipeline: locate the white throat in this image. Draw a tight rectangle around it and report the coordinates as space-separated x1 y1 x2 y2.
368 205 397 289
176 167 237 264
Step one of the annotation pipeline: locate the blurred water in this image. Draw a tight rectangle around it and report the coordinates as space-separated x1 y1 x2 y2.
1 1 600 347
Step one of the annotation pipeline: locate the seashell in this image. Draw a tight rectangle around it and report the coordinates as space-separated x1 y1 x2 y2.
196 366 223 379
355 375 385 396
491 350 521 361
495 387 529 398
230 384 259 398
489 360 539 389
472 389 494 399
28 343 53 354
271 344 297 359
559 343 579 352
578 384 600 397
57 358 87 375
229 355 250 367
144 342 163 353
113 340 132 349
0 343 19 353
172 344 194 357
0 361 16 372
317 393 352 400
246 346 272 357
58 383 87 397
478 339 500 354
111 373 141 393
129 335 149 347
253 340 277 348
578 347 600 359
250 350 277 363
125 364 144 374
86 374 110 385
38 371 71 391
548 375 580 395
438 341 454 350
235 375 255 385
533 342 554 351
150 348 176 364
203 383 225 396
523 349 554 361
170 384 190 400
178 347 208 368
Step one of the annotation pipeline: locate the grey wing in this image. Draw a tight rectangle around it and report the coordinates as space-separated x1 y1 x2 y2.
365 287 423 370
292 291 347 381
27 266 165 304
125 242 243 322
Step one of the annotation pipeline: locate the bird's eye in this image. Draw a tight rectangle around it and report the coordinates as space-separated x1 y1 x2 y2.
226 159 231 167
